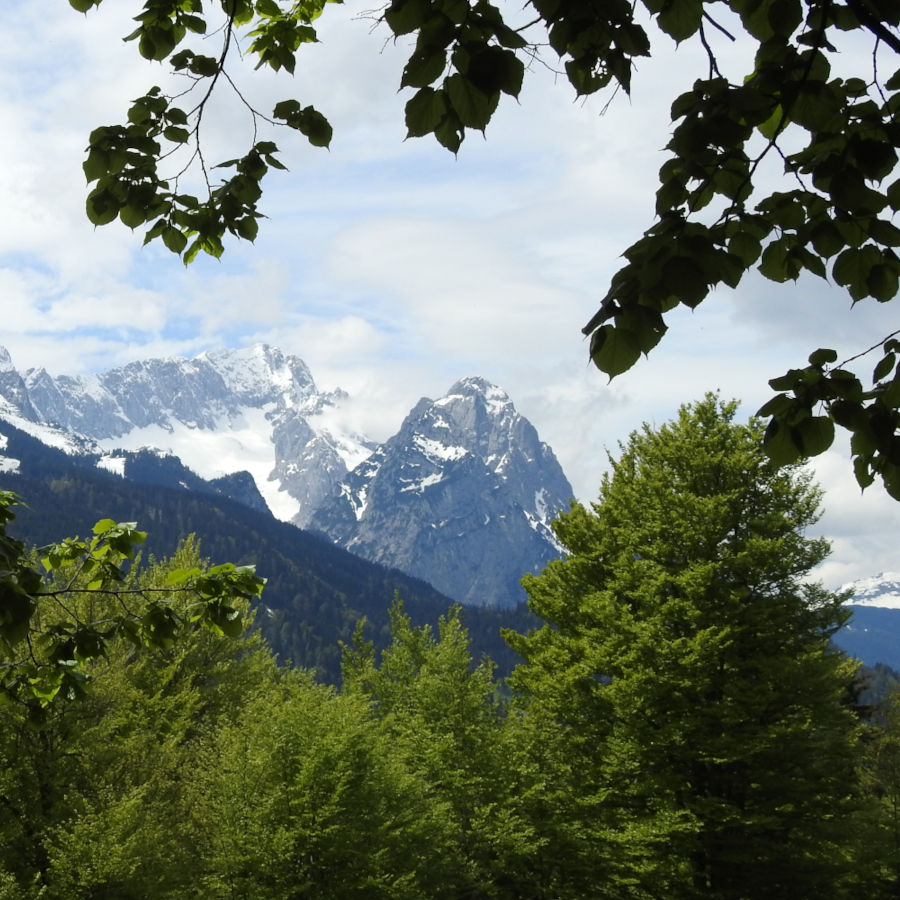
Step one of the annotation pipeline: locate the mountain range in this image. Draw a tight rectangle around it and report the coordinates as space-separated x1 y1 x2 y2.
3 342 900 678
0 344 573 610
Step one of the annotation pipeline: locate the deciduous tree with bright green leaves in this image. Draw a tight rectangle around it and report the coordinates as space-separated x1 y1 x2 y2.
0 538 277 898
0 491 264 710
67 0 900 496
505 395 880 899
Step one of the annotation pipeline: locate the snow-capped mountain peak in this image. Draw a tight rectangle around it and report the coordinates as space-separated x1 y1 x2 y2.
0 347 16 374
198 344 316 408
0 344 367 526
310 377 573 608
0 347 574 609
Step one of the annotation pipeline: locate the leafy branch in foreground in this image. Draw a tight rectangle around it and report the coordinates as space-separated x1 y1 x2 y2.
72 0 335 263
0 491 264 709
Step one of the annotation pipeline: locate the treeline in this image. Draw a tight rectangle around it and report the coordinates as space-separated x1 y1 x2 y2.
0 420 535 682
4 395 900 897
1 557 900 899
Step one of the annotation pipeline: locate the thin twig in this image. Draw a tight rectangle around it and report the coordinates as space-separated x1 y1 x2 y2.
838 329 900 370
702 11 736 42
699 24 722 79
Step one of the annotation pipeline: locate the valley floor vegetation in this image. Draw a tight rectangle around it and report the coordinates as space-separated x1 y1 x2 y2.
2 395 900 898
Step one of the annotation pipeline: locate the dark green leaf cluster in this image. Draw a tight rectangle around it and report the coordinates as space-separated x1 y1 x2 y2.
74 0 334 261
573 0 900 494
386 0 528 151
760 336 900 496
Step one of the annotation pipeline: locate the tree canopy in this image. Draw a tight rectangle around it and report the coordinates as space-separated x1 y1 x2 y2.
67 0 900 496
506 395 873 897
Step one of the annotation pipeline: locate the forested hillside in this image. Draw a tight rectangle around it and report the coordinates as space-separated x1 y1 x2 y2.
0 421 533 682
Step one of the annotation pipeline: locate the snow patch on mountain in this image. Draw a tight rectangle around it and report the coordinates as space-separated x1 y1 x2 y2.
97 454 126 477
0 403 95 455
841 573 900 609
0 432 18 474
414 434 469 462
96 406 301 521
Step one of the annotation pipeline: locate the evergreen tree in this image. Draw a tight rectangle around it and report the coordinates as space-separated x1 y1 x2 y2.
507 394 871 899
342 600 538 898
190 669 453 899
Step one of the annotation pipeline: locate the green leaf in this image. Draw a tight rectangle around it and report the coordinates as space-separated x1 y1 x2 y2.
86 188 121 227
444 73 498 131
296 107 332 148
434 114 463 152
401 48 447 89
590 324 642 378
273 102 332 148
83 149 109 183
757 393 793 417
759 240 799 282
384 0 432 36
767 0 803 38
808 347 837 366
189 55 220 77
236 217 259 241
788 81 841 132
143 219 167 244
768 369 801 391
833 247 871 299
874 352 896 382
810 221 844 258
796 416 835 455
656 0 703 42
728 232 762 266
256 0 281 16
162 225 188 254
405 87 449 138
868 264 899 302
757 104 785 140
661 255 708 307
763 419 804 466
870 220 900 247
119 204 146 229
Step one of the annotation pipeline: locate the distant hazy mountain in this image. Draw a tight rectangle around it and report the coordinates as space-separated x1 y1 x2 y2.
310 377 574 609
0 345 572 609
834 573 900 670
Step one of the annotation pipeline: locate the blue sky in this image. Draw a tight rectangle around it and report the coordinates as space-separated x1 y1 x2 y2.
3 1 899 587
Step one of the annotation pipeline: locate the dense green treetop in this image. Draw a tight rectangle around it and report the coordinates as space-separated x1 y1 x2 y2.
506 395 873 898
67 0 900 495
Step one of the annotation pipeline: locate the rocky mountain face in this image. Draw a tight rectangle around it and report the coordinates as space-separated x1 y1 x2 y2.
0 344 373 527
310 377 573 608
0 347 573 609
